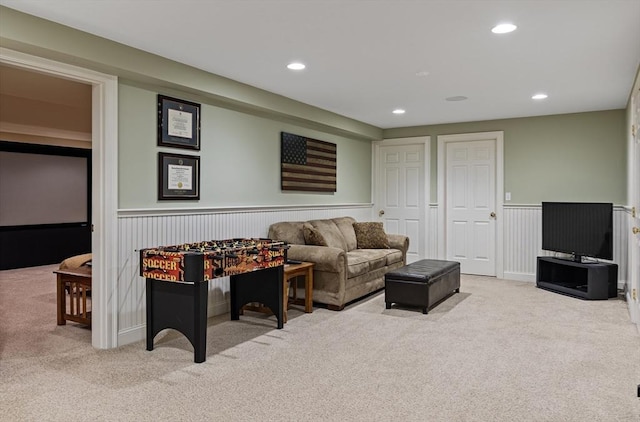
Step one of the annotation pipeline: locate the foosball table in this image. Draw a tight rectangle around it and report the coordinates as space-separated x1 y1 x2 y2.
140 238 288 363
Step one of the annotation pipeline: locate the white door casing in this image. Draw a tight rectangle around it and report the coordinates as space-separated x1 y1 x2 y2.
374 137 429 263
438 132 504 278
0 48 119 349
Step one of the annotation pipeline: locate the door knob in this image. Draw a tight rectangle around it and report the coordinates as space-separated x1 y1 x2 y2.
490 212 496 218
633 227 640 235
379 210 385 217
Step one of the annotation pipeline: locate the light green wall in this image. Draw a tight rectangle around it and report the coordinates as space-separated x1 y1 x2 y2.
0 6 378 209
119 82 372 208
384 109 627 204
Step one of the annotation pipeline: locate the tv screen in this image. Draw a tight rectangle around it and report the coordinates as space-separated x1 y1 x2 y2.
0 151 89 226
541 202 613 261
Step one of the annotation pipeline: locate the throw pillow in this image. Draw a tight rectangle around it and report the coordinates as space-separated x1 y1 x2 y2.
303 223 328 246
353 222 390 249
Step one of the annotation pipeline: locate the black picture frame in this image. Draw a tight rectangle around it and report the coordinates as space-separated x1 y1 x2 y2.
157 95 201 150
158 152 200 200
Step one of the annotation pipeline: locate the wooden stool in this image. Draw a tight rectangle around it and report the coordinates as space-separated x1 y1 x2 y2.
54 266 92 326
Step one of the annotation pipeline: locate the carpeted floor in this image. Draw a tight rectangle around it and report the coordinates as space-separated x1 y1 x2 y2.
1 264 639 421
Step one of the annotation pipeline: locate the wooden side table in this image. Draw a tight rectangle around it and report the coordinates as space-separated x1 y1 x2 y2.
54 266 92 326
241 261 314 323
283 261 314 322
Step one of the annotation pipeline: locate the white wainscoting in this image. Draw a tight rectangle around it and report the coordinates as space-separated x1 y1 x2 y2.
502 205 627 284
427 204 439 259
116 205 373 345
116 203 628 345
502 205 548 282
427 204 627 285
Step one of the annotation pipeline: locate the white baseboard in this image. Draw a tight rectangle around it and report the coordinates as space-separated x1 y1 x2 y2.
118 324 145 346
503 272 535 283
208 301 229 317
627 292 640 326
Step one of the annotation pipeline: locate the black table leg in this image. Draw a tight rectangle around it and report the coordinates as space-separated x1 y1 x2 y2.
230 278 240 321
146 278 208 363
146 277 154 352
230 266 284 329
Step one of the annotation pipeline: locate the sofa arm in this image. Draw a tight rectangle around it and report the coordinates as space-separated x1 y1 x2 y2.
387 234 409 256
287 244 346 273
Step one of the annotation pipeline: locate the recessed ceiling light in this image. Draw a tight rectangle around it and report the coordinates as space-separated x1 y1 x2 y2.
392 109 406 114
491 23 517 34
445 96 468 102
415 70 429 77
532 93 548 100
287 62 306 70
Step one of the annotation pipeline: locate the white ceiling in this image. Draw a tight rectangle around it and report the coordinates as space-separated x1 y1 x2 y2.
2 0 639 129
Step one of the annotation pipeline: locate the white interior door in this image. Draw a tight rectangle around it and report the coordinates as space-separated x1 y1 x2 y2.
445 139 497 275
376 141 427 263
629 84 640 323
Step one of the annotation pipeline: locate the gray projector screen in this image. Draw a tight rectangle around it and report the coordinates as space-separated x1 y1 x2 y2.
0 151 88 226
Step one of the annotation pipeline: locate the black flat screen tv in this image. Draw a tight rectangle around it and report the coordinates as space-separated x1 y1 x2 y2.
541 202 613 262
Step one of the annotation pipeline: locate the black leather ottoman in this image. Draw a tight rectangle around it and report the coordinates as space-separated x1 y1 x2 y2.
385 259 460 314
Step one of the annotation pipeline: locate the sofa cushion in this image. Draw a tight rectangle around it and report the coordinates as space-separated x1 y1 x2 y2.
303 223 328 246
385 249 404 266
353 222 390 249
332 216 357 251
345 251 370 278
268 221 306 245
309 219 347 251
349 249 388 271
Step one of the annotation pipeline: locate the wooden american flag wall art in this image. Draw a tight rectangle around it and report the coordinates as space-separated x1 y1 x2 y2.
281 132 337 192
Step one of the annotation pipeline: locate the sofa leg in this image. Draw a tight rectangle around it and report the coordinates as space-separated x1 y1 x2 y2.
385 302 391 309
327 304 345 311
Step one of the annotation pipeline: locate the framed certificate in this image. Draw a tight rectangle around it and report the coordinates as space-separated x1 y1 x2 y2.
158 152 200 200
157 95 201 150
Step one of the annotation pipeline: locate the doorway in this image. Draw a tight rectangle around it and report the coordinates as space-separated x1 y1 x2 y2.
0 47 119 349
437 131 504 277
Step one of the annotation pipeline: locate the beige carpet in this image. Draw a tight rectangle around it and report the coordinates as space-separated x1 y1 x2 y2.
1 264 639 421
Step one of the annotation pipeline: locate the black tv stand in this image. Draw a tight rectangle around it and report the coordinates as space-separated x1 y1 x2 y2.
536 257 617 300
571 254 584 263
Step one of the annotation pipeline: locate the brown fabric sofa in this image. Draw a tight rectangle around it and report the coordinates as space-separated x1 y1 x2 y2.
268 217 409 310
